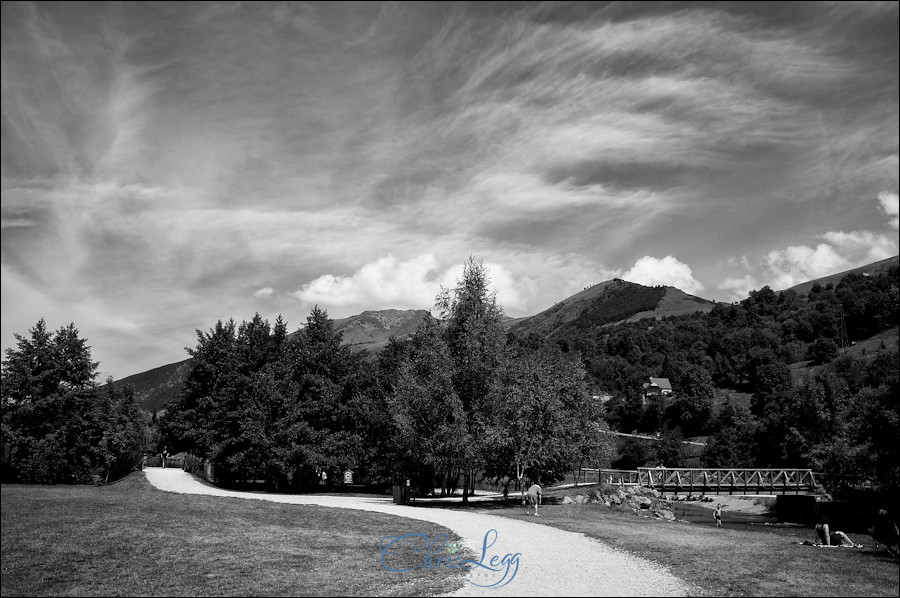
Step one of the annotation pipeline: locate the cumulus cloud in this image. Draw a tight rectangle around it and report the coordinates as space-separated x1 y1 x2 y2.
292 254 536 315
622 256 704 295
718 275 761 302
879 191 899 229
764 243 849 289
819 230 897 262
253 287 274 298
763 231 897 290
758 194 900 290
294 254 441 310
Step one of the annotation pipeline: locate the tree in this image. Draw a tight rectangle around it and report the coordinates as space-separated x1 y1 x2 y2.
290 306 372 484
2 319 140 484
96 379 145 483
664 365 713 436
703 402 757 467
553 356 614 486
612 437 651 470
481 352 566 498
654 427 687 467
435 256 507 502
1 319 98 404
386 318 469 496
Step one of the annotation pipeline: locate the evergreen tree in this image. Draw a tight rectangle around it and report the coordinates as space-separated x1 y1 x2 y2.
2 319 140 484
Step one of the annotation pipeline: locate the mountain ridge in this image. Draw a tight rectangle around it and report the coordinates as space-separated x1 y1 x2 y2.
783 255 899 296
507 278 716 338
115 255 898 412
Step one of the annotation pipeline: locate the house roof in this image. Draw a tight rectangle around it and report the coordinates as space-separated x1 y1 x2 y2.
648 377 672 390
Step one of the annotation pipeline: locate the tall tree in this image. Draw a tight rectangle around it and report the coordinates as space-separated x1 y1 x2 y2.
435 256 507 501
481 352 565 498
386 318 469 496
2 319 139 484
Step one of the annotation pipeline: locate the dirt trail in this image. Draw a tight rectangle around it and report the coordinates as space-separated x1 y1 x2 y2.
145 468 690 596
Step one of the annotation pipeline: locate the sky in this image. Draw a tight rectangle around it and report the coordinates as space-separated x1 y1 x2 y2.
2 1 898 380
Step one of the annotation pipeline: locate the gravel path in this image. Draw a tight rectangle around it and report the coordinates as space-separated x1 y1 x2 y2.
144 469 689 596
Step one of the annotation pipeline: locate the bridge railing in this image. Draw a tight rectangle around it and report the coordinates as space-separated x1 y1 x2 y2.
578 468 641 485
637 468 817 495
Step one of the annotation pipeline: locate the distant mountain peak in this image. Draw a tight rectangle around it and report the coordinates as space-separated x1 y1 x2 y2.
509 279 715 337
334 308 432 351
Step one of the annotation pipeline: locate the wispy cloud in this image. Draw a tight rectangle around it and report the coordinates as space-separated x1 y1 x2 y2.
2 2 897 377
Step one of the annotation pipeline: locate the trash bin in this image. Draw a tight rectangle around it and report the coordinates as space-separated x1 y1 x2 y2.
392 485 410 505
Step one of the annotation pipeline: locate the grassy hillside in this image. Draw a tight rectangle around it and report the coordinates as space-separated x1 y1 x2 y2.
333 309 431 354
510 279 715 339
785 254 898 296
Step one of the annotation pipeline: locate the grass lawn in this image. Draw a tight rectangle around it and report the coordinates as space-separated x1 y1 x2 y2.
466 486 899 597
1 474 468 597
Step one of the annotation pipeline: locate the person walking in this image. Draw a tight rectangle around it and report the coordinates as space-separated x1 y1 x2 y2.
714 504 723 528
526 482 542 516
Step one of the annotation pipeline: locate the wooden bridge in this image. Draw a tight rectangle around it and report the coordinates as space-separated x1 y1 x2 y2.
637 468 818 495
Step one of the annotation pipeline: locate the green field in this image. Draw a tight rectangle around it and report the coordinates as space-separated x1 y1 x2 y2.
0 475 467 597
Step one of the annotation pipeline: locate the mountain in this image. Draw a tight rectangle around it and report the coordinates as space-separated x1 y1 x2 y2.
117 309 432 412
119 256 898 412
508 278 716 338
333 309 432 354
115 358 193 413
784 255 899 296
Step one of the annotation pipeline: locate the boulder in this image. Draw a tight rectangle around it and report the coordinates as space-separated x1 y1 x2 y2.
608 493 622 506
637 497 652 509
655 509 676 521
590 489 604 502
561 496 574 505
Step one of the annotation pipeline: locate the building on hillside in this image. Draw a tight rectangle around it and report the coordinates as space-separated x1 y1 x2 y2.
641 377 673 406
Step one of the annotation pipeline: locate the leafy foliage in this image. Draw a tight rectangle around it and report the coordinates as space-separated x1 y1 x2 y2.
1 320 143 483
162 309 381 490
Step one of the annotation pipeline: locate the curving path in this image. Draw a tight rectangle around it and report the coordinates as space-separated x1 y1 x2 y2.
144 468 689 596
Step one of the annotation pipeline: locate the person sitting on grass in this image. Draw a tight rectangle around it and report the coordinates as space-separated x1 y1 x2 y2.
815 517 860 547
869 509 899 557
525 482 542 516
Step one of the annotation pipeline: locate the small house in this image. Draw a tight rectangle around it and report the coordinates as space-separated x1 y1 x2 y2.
642 377 673 405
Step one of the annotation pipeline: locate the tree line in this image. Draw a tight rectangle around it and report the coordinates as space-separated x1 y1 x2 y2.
160 257 614 497
541 265 898 497
3 259 895 498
